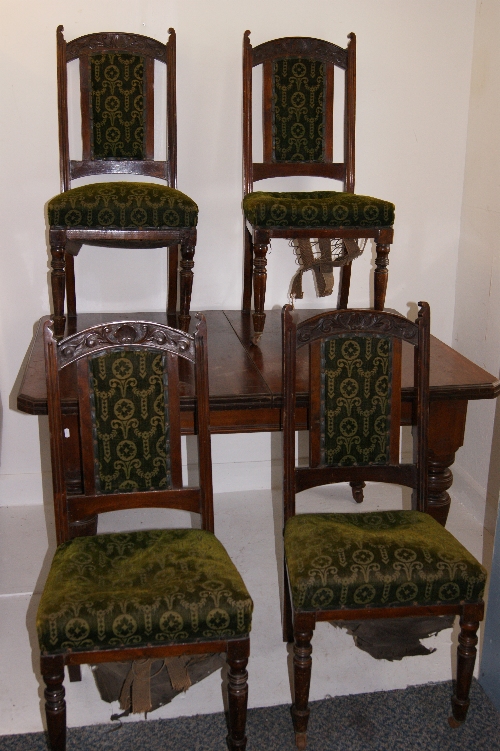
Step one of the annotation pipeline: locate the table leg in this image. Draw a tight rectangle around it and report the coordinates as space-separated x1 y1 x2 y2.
427 399 468 526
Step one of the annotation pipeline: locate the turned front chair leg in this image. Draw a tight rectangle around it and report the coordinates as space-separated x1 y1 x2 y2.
292 625 314 749
50 244 67 338
42 657 66 751
226 641 249 751
179 243 195 331
252 242 268 343
374 242 390 310
449 617 480 727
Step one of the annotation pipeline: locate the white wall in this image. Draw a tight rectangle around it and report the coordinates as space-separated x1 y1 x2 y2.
452 0 500 533
0 0 476 505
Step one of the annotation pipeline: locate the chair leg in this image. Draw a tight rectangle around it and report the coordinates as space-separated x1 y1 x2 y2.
374 242 391 310
283 565 294 643
67 664 82 682
50 243 67 338
226 639 249 751
252 242 268 343
350 481 365 503
64 253 76 320
179 242 195 331
449 617 480 727
242 226 253 313
292 622 314 750
42 655 66 751
167 245 179 316
337 261 352 309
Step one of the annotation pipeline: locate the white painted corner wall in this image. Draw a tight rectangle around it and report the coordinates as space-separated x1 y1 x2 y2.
452 0 500 533
2 0 497 519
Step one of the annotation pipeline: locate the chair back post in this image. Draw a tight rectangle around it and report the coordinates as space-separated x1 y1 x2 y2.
166 28 177 188
43 321 71 545
193 314 215 533
415 301 430 512
56 26 70 193
344 32 356 193
282 305 297 524
242 30 253 197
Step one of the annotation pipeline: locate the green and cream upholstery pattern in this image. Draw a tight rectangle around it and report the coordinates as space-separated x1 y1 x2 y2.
90 53 146 160
48 183 198 230
242 191 395 229
273 58 325 162
37 529 253 654
89 350 172 494
321 335 392 467
284 511 487 612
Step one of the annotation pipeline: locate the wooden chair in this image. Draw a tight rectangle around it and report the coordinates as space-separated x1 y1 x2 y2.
281 302 486 749
38 315 252 750
48 27 198 337
243 32 396 341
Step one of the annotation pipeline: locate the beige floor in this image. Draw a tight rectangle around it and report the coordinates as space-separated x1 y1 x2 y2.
0 483 491 735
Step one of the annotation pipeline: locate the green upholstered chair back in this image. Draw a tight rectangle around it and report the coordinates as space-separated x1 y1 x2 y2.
282 305 430 521
243 33 356 192
271 57 328 163
89 52 147 160
57 27 177 189
88 349 172 493
319 333 398 467
44 316 213 545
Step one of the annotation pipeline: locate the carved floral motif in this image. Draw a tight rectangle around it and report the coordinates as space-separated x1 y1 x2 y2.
297 311 418 346
57 322 195 366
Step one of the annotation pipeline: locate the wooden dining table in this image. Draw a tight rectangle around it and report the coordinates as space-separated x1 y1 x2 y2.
17 309 500 531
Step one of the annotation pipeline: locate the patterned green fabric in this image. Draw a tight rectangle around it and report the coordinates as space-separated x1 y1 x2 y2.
242 191 395 229
90 350 171 493
321 335 392 467
90 53 145 160
48 183 198 229
273 58 325 162
37 529 253 655
284 511 487 612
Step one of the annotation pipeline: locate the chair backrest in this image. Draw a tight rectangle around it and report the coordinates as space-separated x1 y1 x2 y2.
243 32 356 196
282 304 430 522
44 315 213 545
56 26 177 192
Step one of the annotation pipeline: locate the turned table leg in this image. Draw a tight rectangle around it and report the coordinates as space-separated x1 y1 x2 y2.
427 400 468 526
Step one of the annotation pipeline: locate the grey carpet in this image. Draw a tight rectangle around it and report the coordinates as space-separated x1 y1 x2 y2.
1 679 499 750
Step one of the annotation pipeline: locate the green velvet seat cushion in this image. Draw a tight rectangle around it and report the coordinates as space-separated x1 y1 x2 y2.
284 511 486 612
37 529 252 655
48 183 198 230
243 191 395 229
